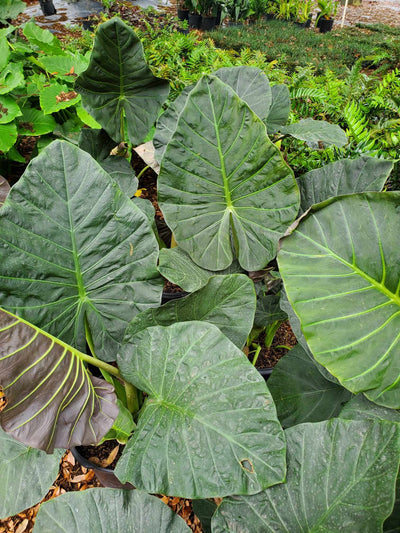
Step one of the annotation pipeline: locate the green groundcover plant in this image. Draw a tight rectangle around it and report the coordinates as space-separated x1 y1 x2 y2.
0 18 399 532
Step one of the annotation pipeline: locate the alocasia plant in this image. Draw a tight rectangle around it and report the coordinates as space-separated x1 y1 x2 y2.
0 17 399 532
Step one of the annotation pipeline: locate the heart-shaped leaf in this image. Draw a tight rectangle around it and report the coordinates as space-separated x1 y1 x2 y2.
278 192 400 408
75 18 169 145
0 427 63 519
0 140 162 361
34 488 191 533
0 307 118 451
116 322 286 498
126 274 256 348
158 74 299 271
23 21 63 55
298 156 393 213
40 83 80 114
17 107 56 135
212 419 400 532
268 344 352 428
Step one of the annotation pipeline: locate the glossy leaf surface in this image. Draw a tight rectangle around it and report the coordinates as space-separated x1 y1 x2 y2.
0 428 63 519
116 322 286 498
268 344 352 427
298 156 393 212
126 274 256 348
75 19 169 144
213 419 400 532
279 193 400 408
0 140 162 361
0 307 118 451
34 488 191 532
159 75 299 271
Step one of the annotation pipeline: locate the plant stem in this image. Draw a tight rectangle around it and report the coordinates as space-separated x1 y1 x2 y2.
78 350 123 378
136 165 150 180
251 345 262 366
125 382 140 414
265 320 281 348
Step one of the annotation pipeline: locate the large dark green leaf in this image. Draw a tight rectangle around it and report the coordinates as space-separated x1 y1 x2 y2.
213 66 272 122
126 274 256 348
116 322 286 498
268 344 352 427
154 67 272 164
154 87 191 163
0 307 118 451
0 427 63 518
0 140 162 361
158 75 299 271
298 156 393 213
75 19 169 145
158 247 244 292
280 118 347 147
34 488 191 532
79 128 137 197
212 419 400 532
265 84 290 133
340 394 400 423
278 192 400 408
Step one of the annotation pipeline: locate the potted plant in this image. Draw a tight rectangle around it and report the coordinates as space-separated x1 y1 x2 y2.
177 0 190 21
198 0 220 29
293 0 314 27
222 0 254 25
315 0 338 32
1 19 399 532
186 0 202 28
249 0 268 23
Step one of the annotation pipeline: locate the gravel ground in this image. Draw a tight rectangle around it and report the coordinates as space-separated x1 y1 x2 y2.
335 0 400 27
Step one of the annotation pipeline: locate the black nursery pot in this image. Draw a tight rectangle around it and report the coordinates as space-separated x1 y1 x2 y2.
71 447 134 490
161 290 188 305
177 8 189 21
188 13 202 28
295 15 312 28
39 0 57 16
318 17 334 32
201 15 217 31
258 367 273 381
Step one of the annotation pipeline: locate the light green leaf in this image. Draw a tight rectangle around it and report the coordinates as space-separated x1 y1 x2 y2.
76 104 101 128
39 53 89 78
116 322 286 498
298 156 394 213
102 399 135 444
268 344 352 427
158 74 299 271
0 27 13 70
0 1 24 23
23 21 63 55
0 95 21 124
0 121 17 152
126 274 256 348
40 83 80 114
278 192 400 408
281 118 348 147
75 18 170 145
158 247 244 292
34 488 191 532
0 427 63 519
17 107 56 135
212 419 400 532
0 62 23 94
0 140 162 361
